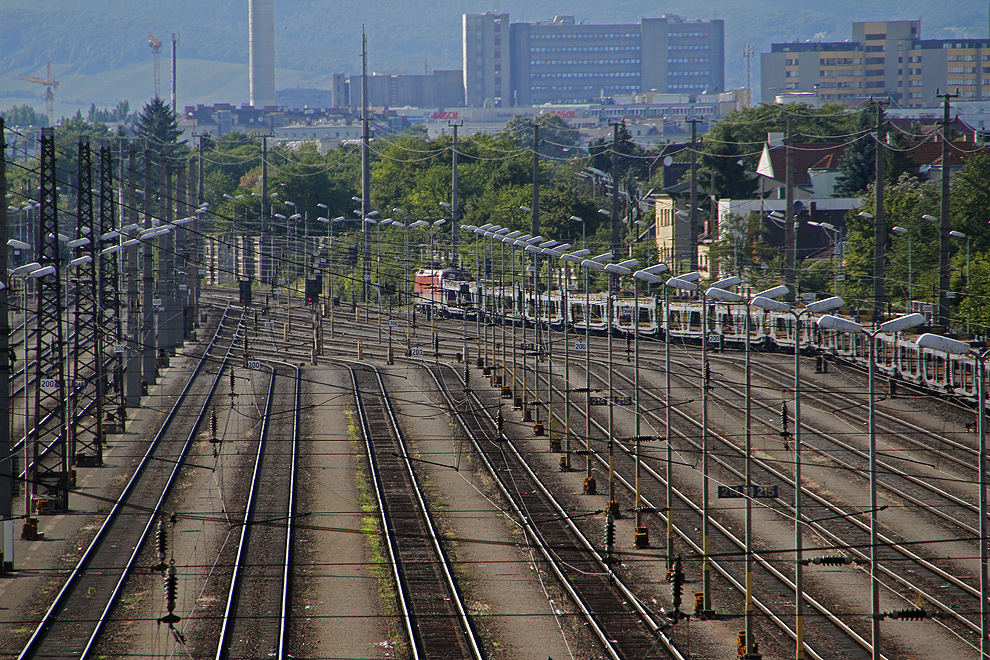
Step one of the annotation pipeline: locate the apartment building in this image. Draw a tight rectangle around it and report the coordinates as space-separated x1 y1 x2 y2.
464 13 724 107
762 20 990 106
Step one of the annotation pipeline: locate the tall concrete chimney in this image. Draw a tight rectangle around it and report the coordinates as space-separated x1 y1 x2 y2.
249 0 276 107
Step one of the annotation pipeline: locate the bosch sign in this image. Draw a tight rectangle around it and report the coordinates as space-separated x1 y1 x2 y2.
433 111 459 120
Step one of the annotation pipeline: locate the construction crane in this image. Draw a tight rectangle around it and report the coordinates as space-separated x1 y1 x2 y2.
19 63 59 126
149 32 162 98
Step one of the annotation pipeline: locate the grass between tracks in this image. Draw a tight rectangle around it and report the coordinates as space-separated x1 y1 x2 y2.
348 409 406 658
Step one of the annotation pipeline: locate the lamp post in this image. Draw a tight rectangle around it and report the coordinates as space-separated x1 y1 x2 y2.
891 226 911 311
807 221 840 296
663 271 702 571
571 215 585 250
915 333 989 658
578 251 614 492
408 220 429 328
538 241 570 449
527 238 559 432
816 312 926 660
499 231 523 399
746 291 842 659
602 258 639 528
631 263 669 546
515 234 543 423
949 230 969 290
706 284 794 658
559 249 592 470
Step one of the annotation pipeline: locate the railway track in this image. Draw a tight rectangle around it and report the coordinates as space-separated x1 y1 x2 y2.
214 359 301 660
15 304 241 660
423 360 684 660
542 338 980 656
350 361 484 660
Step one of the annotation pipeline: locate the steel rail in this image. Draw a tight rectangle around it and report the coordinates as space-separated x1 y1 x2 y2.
424 361 686 660
349 362 483 660
214 358 279 660
17 304 238 660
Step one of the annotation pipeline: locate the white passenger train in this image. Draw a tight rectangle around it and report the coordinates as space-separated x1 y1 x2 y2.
425 276 986 404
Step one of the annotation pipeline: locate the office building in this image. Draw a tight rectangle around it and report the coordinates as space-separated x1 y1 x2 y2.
463 12 511 107
464 13 724 107
762 20 990 106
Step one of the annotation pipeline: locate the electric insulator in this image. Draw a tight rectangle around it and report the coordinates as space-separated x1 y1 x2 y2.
496 408 504 436
229 369 235 392
160 561 181 625
605 514 615 548
464 363 470 385
157 518 168 563
671 556 684 611
812 555 851 566
703 362 711 388
781 401 789 433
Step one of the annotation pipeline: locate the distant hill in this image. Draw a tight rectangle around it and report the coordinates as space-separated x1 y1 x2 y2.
1 0 985 119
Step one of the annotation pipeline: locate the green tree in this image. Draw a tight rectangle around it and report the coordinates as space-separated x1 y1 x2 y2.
588 123 648 179
833 108 875 197
136 97 183 158
1 104 48 127
499 114 582 160
699 102 856 200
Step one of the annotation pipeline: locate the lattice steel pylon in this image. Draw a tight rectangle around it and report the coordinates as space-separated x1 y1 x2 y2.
70 138 104 466
99 145 125 432
32 127 69 511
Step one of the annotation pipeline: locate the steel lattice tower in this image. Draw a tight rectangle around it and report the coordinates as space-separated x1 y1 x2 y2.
70 138 104 465
99 145 125 431
32 127 68 511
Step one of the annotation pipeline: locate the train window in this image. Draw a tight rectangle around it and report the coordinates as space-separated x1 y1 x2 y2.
591 304 603 322
571 303 584 321
689 310 701 330
721 313 735 334
638 307 651 325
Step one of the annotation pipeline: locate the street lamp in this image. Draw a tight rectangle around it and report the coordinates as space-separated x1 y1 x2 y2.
662 270 702 570
816 312 926 660
949 230 969 291
749 292 842 660
578 251 614 492
630 263 669 547
915 333 989 659
570 216 585 250
891 226 911 311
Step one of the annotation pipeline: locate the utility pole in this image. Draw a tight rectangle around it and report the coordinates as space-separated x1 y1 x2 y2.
32 127 69 513
687 118 702 272
99 144 125 429
451 120 462 265
125 145 142 406
0 118 11 525
71 138 103 465
142 149 157 388
531 120 541 237
170 33 178 115
873 99 889 325
361 29 371 303
784 115 796 303
609 120 623 260
937 89 957 331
